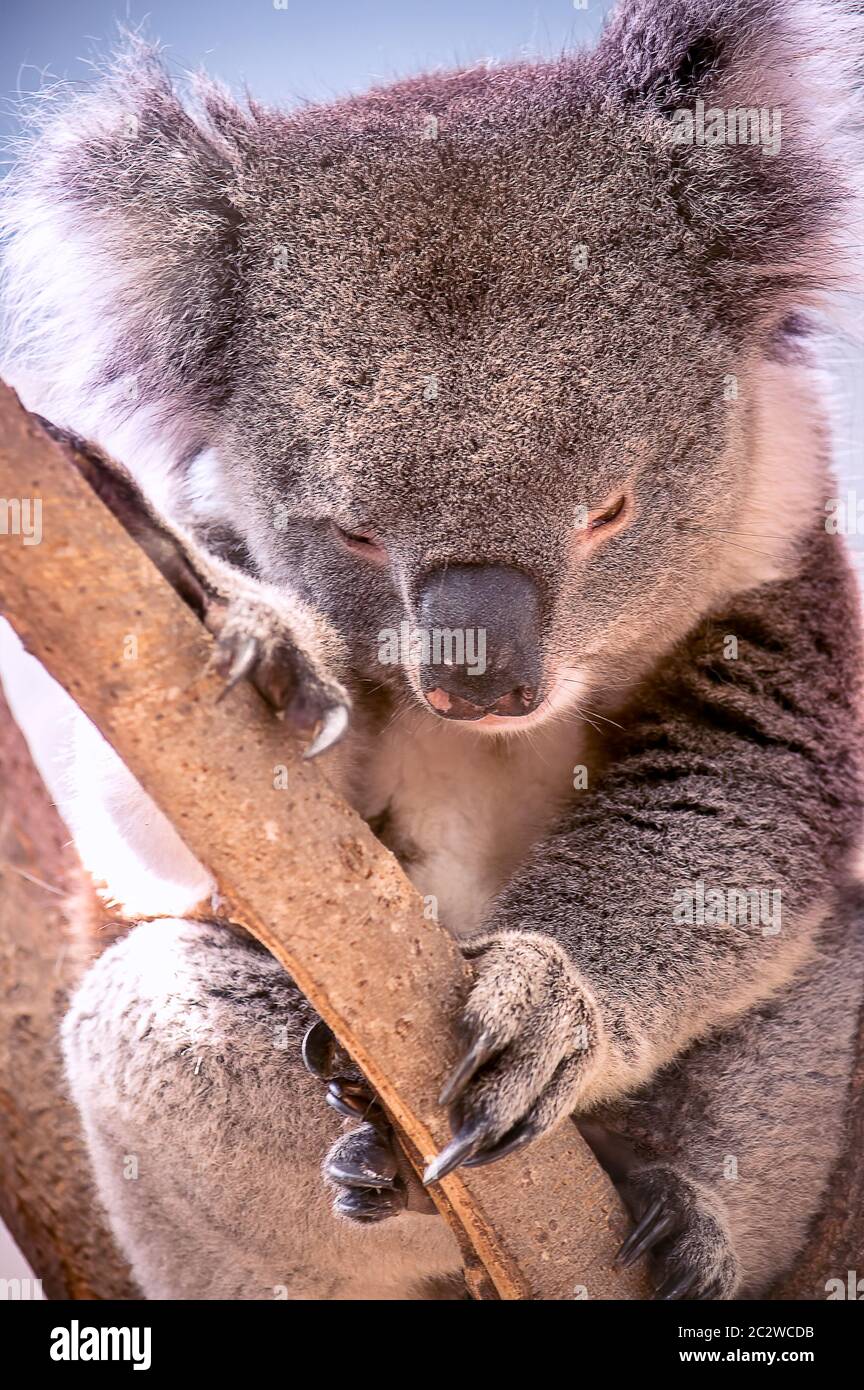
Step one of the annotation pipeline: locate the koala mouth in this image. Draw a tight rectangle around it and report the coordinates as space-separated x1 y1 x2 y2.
424 685 538 722
425 666 588 735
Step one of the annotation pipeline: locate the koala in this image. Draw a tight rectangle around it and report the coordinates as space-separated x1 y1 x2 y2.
2 0 864 1300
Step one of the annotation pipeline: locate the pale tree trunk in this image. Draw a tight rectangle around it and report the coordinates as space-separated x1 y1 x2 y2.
0 685 139 1299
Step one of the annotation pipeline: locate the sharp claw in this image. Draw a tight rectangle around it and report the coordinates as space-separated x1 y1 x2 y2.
461 1118 538 1169
326 1094 368 1120
215 636 258 698
438 1032 498 1107
325 1080 376 1120
301 1019 337 1079
333 1186 407 1224
301 1019 354 1081
303 703 349 759
423 1120 492 1185
615 1199 676 1267
619 1213 677 1268
326 1125 399 1190
616 1199 663 1265
327 1160 400 1191
654 1270 700 1301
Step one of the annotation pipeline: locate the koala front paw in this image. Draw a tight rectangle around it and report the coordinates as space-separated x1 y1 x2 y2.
616 1165 740 1300
210 593 350 758
325 1122 410 1224
424 933 601 1183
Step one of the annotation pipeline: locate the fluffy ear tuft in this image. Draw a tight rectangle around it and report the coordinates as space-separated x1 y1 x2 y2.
0 35 253 499
596 1 728 110
594 0 864 314
596 0 863 113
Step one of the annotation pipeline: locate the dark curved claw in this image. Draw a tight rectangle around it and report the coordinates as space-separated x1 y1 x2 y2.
438 1031 499 1108
325 1079 378 1121
327 1161 399 1191
325 1123 400 1190
423 1114 497 1185
461 1117 539 1169
304 703 350 759
615 1198 677 1268
301 1019 352 1081
333 1185 408 1224
654 1269 701 1301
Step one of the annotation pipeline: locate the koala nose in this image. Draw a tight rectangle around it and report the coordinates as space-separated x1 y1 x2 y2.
415 564 542 720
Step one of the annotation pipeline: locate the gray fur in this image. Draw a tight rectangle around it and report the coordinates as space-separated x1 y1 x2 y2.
3 0 864 1298
61 919 462 1299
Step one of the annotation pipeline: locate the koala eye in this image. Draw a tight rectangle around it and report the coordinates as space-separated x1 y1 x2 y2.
330 521 388 565
587 492 628 532
576 490 632 543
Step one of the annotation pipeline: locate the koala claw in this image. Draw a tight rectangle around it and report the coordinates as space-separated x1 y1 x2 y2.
425 933 599 1182
424 1113 538 1184
422 1128 480 1185
301 1020 382 1119
461 1116 538 1168
209 599 351 755
301 1017 353 1080
325 1122 401 1190
304 702 350 760
325 1123 425 1225
333 1186 408 1224
615 1166 739 1301
437 1031 499 1107
615 1197 676 1268
654 1270 703 1301
302 1022 413 1225
216 635 259 693
325 1078 384 1123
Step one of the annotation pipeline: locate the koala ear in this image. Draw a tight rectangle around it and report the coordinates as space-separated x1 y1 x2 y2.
0 37 251 486
596 0 861 113
593 0 864 313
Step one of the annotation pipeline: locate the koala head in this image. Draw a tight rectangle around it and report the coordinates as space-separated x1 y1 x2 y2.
2 0 862 729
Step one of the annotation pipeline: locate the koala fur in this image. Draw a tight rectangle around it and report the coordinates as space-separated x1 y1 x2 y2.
3 0 864 1299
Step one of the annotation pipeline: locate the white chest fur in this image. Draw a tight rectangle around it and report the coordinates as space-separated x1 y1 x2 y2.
349 711 589 938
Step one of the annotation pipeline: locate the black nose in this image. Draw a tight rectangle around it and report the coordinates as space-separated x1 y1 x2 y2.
415 564 542 720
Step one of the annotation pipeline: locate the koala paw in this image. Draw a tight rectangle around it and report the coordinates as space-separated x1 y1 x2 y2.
209 594 350 758
424 933 601 1183
616 1165 740 1300
324 1123 410 1224
302 1020 435 1225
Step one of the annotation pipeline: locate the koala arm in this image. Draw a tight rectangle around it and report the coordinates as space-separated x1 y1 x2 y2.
425 528 864 1180
38 419 351 757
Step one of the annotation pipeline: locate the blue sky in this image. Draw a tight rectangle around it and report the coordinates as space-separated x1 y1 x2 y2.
1 1 613 147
